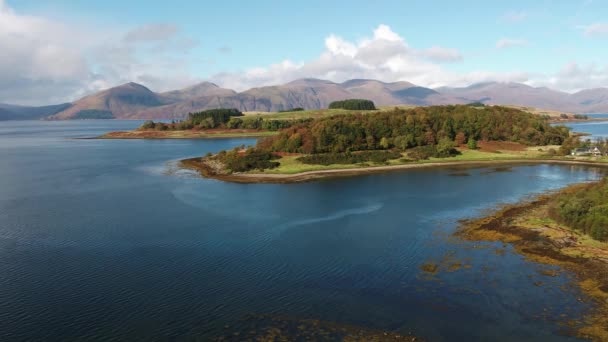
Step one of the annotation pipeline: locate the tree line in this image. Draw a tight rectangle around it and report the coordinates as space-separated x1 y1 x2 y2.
139 108 312 131
256 105 570 154
328 99 376 110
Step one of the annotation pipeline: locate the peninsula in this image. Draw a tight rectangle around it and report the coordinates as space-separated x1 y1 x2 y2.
180 103 608 183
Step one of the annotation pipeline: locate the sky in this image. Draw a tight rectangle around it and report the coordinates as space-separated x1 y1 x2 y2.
1 0 607 105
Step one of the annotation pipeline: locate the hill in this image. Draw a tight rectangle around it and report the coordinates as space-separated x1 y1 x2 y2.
0 103 71 121
48 82 174 120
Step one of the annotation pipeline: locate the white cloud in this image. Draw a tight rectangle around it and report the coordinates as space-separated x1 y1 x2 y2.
495 38 528 49
499 11 528 23
582 23 608 37
0 1 201 105
531 62 608 92
210 25 483 91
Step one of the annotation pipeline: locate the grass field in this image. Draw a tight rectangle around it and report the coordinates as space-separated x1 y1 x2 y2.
242 104 585 122
261 147 573 175
243 105 417 120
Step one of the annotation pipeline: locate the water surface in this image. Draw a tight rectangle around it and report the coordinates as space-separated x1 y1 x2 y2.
564 113 608 139
0 121 604 341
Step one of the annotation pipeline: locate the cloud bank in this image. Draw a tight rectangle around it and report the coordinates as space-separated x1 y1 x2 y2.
210 25 522 92
0 1 200 105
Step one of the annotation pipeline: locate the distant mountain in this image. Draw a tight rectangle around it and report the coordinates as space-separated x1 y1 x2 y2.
159 82 236 101
569 88 608 112
133 78 464 119
10 78 608 120
0 103 71 121
49 82 172 120
436 82 608 113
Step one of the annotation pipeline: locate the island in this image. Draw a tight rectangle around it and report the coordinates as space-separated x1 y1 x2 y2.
99 102 599 140
180 104 608 183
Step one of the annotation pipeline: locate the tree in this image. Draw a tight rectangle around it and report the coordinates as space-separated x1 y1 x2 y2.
380 137 390 149
467 137 477 150
141 120 156 129
437 138 458 157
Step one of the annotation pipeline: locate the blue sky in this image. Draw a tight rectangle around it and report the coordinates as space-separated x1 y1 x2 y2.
2 0 608 104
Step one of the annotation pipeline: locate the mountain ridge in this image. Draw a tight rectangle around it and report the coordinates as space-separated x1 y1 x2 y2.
4 79 608 120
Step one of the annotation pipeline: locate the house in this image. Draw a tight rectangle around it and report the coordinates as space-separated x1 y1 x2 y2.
571 147 602 156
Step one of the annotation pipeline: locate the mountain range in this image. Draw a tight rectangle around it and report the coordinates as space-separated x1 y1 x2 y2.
2 79 608 120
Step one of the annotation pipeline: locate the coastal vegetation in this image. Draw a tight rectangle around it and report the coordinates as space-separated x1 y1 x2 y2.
458 183 608 341
550 179 608 241
213 149 280 173
138 108 311 133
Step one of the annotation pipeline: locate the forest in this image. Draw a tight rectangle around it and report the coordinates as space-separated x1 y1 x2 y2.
256 105 570 154
328 99 376 110
550 179 608 241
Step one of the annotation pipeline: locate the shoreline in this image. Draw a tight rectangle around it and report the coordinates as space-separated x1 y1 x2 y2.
549 118 608 124
456 185 608 341
181 158 608 184
98 130 277 140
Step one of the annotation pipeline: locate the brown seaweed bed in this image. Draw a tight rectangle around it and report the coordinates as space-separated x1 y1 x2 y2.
456 186 608 341
213 315 421 341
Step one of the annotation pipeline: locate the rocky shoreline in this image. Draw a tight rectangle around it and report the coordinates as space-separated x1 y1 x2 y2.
457 186 608 341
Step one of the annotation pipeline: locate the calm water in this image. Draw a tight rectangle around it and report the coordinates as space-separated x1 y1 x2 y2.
0 121 605 341
564 113 608 139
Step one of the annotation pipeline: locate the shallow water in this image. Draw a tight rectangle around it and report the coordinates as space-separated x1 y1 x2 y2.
0 120 605 341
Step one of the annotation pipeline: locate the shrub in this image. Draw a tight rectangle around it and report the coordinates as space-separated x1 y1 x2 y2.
278 107 304 113
215 150 280 173
407 144 461 161
467 137 478 150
